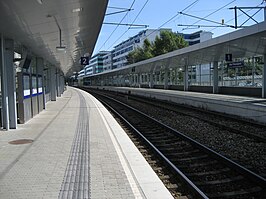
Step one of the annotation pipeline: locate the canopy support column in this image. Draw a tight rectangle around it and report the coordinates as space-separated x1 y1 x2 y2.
213 61 219 94
263 54 266 98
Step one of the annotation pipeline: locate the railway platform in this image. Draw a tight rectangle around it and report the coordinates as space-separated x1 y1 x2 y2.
0 87 173 199
94 86 266 125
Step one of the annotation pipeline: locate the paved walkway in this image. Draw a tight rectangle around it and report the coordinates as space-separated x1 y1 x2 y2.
0 87 173 199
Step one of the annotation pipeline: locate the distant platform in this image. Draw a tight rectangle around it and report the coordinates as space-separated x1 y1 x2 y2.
89 86 266 125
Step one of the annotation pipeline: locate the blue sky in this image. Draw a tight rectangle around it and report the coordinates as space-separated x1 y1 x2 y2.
93 0 265 55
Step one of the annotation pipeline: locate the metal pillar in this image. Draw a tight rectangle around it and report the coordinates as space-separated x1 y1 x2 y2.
36 57 45 110
164 68 169 89
56 69 61 97
263 54 266 98
149 73 154 88
0 34 9 129
3 38 17 129
184 65 188 91
252 57 255 86
264 6 266 21
213 61 219 94
59 72 62 95
61 74 64 94
159 71 162 84
50 66 56 101
199 64 202 85
139 73 142 88
59 72 62 94
210 63 212 86
235 68 238 86
221 62 224 86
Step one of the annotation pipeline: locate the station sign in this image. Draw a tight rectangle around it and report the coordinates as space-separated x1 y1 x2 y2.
225 53 232 61
227 61 244 68
80 57 89 65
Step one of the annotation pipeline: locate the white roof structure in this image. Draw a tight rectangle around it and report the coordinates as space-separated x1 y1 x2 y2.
0 0 108 76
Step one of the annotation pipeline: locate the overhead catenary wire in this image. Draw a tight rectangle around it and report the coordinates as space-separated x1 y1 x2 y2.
209 2 263 32
178 12 234 28
98 0 136 52
182 0 236 31
139 0 199 43
100 0 200 52
109 0 200 51
108 0 199 50
107 6 131 10
105 9 133 16
106 0 150 50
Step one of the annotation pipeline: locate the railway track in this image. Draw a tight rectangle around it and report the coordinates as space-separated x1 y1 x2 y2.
103 90 266 143
124 94 266 143
88 90 266 199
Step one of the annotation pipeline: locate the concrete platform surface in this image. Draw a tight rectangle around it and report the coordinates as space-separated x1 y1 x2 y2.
0 87 173 199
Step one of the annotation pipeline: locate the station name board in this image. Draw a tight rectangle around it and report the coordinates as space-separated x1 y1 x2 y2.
227 61 244 68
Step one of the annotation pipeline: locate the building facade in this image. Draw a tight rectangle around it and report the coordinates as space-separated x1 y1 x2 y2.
102 51 113 71
112 28 171 69
83 51 110 76
178 30 213 45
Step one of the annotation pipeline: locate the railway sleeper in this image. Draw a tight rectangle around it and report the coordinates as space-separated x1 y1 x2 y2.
188 170 240 183
195 175 244 186
207 186 264 198
170 154 209 162
162 149 201 157
143 135 173 141
186 168 231 177
162 151 204 159
142 131 175 137
201 184 263 198
176 160 219 169
149 139 190 147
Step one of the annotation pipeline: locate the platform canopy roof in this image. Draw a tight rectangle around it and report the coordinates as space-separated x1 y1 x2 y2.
89 21 266 78
0 0 108 76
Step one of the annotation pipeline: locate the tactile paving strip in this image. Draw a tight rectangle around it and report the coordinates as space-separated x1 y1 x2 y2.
59 92 90 199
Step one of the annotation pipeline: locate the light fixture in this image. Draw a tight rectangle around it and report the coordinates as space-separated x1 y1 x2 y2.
36 0 43 5
72 8 83 13
56 46 66 52
52 16 66 52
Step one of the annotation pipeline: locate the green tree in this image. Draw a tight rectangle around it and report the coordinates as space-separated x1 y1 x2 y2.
126 30 188 64
127 39 153 64
153 31 188 56
176 35 188 49
126 50 138 64
142 39 153 59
